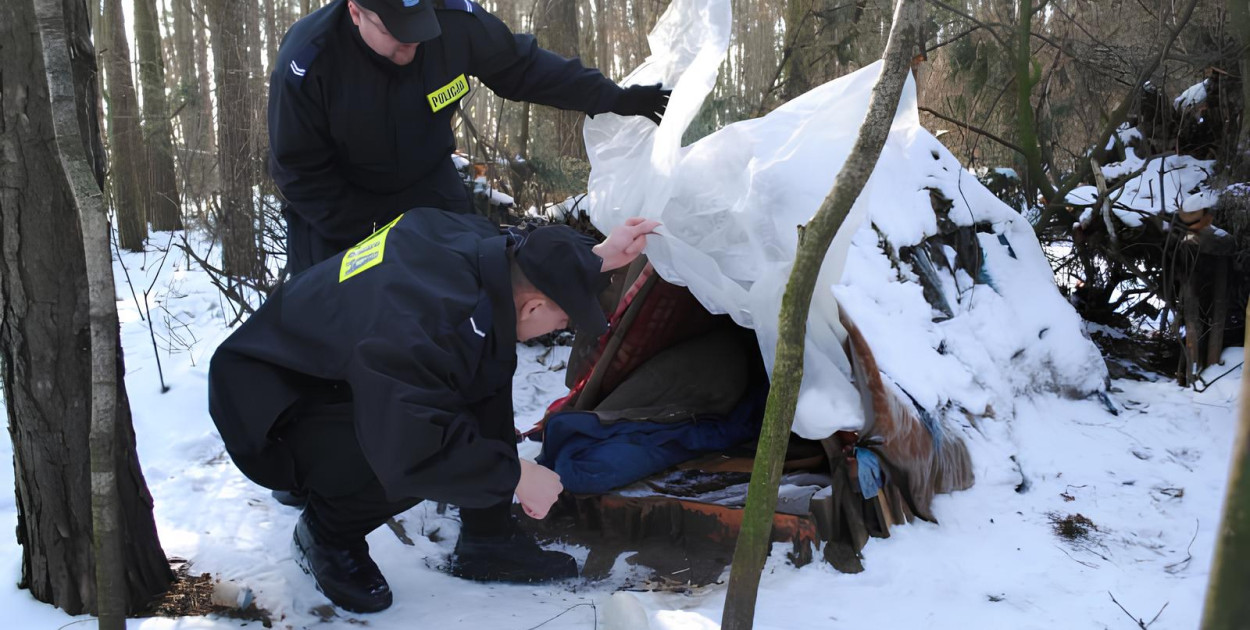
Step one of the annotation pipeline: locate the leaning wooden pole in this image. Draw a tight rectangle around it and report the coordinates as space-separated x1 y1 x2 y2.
34 0 127 626
1200 297 1250 629
720 1 923 627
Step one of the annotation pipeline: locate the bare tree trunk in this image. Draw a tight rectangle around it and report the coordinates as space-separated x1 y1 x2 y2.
720 2 923 628
1182 271 1202 385
193 0 220 199
277 0 293 39
102 0 150 250
265 0 280 76
170 0 202 196
533 0 584 159
1200 297 1250 628
1206 258 1229 367
246 0 273 199
207 0 261 278
519 101 532 158
782 0 813 101
40 3 129 626
133 0 185 231
1 0 173 618
1230 0 1250 174
1013 0 1052 204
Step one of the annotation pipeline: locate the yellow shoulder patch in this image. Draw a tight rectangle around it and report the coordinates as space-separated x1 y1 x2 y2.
428 74 470 113
339 214 404 282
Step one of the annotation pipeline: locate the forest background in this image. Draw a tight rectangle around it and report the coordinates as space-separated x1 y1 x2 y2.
82 0 1250 384
0 0 1247 624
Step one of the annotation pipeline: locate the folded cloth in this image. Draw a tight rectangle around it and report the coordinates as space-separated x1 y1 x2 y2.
537 384 766 494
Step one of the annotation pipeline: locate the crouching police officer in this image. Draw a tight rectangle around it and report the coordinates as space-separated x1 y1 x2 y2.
208 208 658 613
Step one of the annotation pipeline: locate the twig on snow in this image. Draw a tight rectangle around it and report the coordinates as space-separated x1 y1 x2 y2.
1109 591 1169 629
1055 544 1098 568
1164 519 1199 574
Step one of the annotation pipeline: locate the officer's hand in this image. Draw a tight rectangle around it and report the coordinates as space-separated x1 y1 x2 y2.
610 84 670 125
515 459 563 520
593 217 661 271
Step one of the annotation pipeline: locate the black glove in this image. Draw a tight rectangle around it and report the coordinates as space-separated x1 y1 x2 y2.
610 83 671 125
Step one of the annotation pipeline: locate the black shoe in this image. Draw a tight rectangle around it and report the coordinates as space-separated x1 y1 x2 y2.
449 524 578 583
273 489 309 508
292 512 393 613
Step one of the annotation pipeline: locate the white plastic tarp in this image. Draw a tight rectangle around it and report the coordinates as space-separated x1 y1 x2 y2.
584 0 1107 439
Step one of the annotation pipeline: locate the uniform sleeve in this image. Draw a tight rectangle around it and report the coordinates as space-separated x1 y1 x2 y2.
462 7 624 114
267 69 396 241
345 334 521 506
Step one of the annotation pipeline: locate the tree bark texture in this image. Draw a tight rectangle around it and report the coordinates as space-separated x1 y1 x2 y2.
102 0 151 250
265 0 280 78
1206 258 1229 368
40 1 129 625
207 0 262 278
1200 297 1250 629
191 0 220 200
1013 0 1052 204
1 0 173 617
782 0 813 101
170 0 203 197
1182 272 1201 386
244 0 268 181
1230 0 1250 173
720 1 923 628
532 0 584 159
133 0 185 230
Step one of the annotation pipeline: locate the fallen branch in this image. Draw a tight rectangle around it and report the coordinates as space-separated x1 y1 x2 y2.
1109 591 1168 629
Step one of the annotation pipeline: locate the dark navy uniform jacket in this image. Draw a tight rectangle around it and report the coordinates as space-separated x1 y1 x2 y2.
269 0 625 271
208 209 521 507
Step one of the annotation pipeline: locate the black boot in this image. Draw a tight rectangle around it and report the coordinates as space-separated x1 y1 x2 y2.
292 512 393 613
449 522 578 583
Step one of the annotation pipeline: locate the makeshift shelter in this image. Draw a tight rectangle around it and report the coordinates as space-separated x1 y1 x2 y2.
521 0 1109 580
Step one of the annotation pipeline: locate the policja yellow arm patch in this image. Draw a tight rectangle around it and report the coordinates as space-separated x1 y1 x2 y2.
339 214 404 282
427 74 470 113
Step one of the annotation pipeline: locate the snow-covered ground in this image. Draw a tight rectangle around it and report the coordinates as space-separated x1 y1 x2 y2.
0 226 1241 629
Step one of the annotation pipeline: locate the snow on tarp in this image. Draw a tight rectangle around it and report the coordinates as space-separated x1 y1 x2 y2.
584 0 1106 439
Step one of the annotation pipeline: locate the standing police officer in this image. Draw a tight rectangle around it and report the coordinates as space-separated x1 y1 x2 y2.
209 208 658 613
269 0 669 274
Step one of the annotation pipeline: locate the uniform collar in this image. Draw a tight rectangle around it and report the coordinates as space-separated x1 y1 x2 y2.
478 235 517 352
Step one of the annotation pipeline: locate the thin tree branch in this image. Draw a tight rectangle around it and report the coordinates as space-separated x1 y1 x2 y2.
927 0 1006 47
925 24 982 54
919 106 1026 156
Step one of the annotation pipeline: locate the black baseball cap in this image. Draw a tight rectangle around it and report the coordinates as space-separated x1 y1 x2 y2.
351 0 441 43
514 226 610 337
